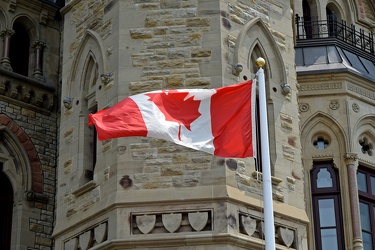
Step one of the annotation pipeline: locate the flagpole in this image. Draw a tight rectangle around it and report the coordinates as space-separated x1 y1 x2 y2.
256 57 276 249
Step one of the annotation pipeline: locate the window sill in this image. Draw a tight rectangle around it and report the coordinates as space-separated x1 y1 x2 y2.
72 180 97 196
251 171 283 185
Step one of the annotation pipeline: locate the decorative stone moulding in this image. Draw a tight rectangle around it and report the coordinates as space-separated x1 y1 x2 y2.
359 136 373 156
0 73 55 111
188 211 209 231
162 213 182 233
25 190 49 203
136 214 156 234
239 214 297 249
132 210 212 234
63 222 108 250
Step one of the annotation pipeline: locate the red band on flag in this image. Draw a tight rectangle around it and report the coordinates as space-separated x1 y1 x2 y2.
211 81 253 158
88 97 148 140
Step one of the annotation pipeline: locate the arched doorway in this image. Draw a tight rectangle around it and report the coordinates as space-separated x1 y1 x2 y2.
0 166 13 250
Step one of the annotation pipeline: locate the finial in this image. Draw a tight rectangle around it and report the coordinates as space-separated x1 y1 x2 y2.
255 57 265 67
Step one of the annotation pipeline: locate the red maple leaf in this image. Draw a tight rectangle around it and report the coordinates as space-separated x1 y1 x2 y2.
146 90 201 140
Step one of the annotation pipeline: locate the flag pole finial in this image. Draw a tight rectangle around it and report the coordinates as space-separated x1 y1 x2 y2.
255 57 265 67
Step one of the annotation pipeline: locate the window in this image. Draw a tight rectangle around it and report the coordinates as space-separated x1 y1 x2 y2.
250 45 266 173
302 0 313 39
357 166 375 250
311 161 345 249
80 54 98 184
9 22 30 76
255 96 262 172
86 105 97 181
326 8 337 37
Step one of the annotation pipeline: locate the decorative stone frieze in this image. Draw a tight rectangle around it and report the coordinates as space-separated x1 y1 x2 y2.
0 71 55 111
300 82 342 91
132 210 212 234
240 214 297 249
63 222 108 250
348 83 375 100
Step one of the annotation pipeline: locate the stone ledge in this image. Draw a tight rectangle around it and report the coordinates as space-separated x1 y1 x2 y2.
72 180 97 196
251 171 283 185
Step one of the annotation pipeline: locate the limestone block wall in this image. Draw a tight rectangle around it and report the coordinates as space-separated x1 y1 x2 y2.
0 103 57 249
55 0 307 249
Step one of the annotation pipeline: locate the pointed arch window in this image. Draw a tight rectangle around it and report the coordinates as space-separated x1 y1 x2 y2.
311 161 345 250
249 44 273 173
250 44 265 172
235 18 281 175
9 22 30 76
80 53 98 184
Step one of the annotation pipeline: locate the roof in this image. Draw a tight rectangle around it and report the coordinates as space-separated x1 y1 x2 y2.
296 43 375 82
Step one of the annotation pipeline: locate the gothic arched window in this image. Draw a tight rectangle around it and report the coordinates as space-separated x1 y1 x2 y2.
10 22 30 76
311 161 345 250
80 53 98 184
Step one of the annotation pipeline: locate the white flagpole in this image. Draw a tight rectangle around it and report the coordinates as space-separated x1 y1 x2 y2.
256 57 276 249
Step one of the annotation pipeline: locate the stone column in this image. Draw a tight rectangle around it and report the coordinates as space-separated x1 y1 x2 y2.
344 153 363 250
0 29 14 71
31 41 46 81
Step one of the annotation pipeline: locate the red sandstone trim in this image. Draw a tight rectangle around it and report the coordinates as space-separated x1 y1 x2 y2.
0 114 43 193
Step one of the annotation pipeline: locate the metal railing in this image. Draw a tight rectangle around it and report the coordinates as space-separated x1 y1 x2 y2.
295 14 374 55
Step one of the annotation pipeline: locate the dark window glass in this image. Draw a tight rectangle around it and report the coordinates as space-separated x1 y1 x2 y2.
82 55 98 183
311 161 344 250
9 22 30 76
357 166 375 250
302 0 312 39
358 172 368 193
255 96 262 172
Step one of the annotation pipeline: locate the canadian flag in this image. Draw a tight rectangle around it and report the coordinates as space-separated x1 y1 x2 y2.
88 80 255 158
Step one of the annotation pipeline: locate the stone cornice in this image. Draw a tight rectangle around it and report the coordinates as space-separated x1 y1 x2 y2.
0 67 54 91
357 157 375 167
298 77 375 105
0 67 56 111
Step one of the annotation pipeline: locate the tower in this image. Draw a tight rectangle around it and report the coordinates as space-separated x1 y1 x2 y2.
54 1 306 249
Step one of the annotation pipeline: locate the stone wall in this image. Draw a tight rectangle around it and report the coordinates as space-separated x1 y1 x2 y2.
55 0 307 249
0 100 57 249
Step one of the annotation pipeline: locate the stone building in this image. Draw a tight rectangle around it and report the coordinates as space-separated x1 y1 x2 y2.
297 0 375 249
1 0 375 249
0 0 63 249
53 1 307 249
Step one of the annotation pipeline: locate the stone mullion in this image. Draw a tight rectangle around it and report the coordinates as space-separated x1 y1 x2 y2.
344 153 363 250
31 40 46 80
0 29 15 71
